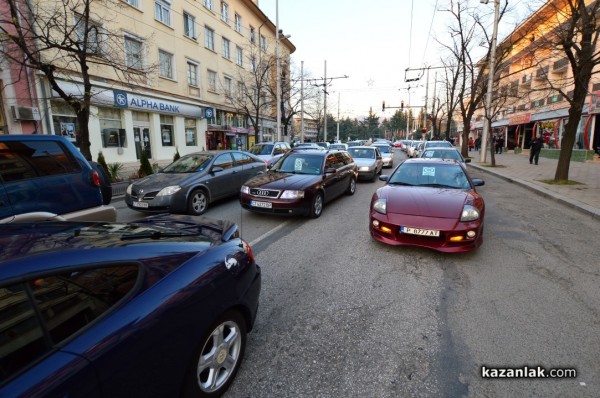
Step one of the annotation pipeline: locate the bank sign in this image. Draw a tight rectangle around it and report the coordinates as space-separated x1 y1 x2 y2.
113 91 203 118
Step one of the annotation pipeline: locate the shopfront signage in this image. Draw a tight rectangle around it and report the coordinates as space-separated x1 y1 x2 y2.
509 113 531 125
114 91 181 113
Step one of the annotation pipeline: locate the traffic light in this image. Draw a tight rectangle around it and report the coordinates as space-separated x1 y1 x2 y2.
401 100 404 109
382 101 385 112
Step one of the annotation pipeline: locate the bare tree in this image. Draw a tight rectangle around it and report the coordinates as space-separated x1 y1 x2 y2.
0 0 155 160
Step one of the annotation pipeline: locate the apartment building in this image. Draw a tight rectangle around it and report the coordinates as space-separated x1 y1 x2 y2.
0 0 295 169
471 0 600 154
292 114 319 143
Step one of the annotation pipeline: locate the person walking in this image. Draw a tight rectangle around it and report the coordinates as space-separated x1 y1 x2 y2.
529 132 543 165
475 136 481 151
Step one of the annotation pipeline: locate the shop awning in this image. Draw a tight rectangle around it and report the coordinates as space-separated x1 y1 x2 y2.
492 119 509 127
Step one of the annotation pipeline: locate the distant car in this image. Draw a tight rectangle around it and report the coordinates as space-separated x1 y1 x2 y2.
346 141 364 147
407 141 422 158
346 146 383 181
292 143 322 150
423 140 454 150
0 214 261 397
315 142 330 149
420 147 471 164
248 141 291 162
0 134 116 223
126 150 266 215
329 143 348 151
373 143 394 168
370 158 485 253
240 149 358 218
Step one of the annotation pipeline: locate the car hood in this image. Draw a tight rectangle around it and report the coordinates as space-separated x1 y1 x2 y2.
133 172 202 189
245 171 321 190
378 186 472 218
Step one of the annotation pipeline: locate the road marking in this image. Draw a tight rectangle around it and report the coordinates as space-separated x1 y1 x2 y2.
248 220 293 247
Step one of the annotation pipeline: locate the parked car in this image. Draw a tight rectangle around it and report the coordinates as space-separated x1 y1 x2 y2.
346 146 383 181
0 214 261 397
407 141 422 158
125 150 266 215
248 141 291 163
240 149 358 218
373 143 394 168
419 147 471 164
0 135 116 223
370 158 485 253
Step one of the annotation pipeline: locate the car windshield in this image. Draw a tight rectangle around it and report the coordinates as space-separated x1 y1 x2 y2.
388 163 470 189
162 154 213 173
272 154 323 175
375 145 391 154
347 148 375 159
426 141 452 148
422 149 462 162
249 144 274 155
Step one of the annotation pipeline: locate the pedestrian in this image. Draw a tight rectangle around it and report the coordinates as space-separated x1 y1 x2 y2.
475 136 481 151
468 137 474 152
529 132 543 165
496 136 504 154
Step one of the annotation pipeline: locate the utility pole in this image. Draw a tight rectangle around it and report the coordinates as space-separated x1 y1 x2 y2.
324 60 327 142
306 66 349 143
480 0 500 163
423 66 430 137
301 60 304 143
336 91 340 142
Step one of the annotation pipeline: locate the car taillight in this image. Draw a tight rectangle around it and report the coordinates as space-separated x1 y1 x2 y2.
91 171 101 187
242 239 255 262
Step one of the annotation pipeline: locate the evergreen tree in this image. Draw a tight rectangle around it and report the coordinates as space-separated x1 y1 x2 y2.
138 151 154 177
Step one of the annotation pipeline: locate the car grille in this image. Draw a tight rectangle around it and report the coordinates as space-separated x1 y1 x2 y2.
250 188 280 198
130 189 160 200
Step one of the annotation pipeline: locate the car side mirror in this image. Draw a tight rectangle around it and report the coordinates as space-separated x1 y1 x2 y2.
379 175 389 182
472 178 484 186
325 167 337 174
464 158 472 163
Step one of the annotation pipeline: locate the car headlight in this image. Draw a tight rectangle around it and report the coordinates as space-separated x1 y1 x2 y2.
126 184 133 195
156 185 181 197
461 205 480 221
241 185 250 194
280 190 304 199
359 166 371 172
373 198 387 215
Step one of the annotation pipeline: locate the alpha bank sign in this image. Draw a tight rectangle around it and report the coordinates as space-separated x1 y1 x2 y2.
113 91 203 118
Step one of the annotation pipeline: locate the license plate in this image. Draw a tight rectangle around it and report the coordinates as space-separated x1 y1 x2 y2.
400 226 440 237
250 200 272 209
132 201 149 208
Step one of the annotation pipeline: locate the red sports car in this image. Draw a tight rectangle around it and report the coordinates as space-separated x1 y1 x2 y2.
369 158 485 253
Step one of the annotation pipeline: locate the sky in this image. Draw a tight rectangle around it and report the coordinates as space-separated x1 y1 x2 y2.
258 0 534 120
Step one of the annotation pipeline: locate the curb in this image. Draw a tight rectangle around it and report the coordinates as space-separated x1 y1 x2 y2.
469 163 600 221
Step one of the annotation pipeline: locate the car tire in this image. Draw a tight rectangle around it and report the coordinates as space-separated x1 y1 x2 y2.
183 310 247 398
188 189 208 215
346 177 356 195
89 161 112 205
309 192 324 218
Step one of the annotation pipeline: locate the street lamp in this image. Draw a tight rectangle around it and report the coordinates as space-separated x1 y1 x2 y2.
275 1 290 142
480 0 500 163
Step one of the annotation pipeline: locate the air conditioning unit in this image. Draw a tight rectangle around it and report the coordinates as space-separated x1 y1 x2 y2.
11 106 41 121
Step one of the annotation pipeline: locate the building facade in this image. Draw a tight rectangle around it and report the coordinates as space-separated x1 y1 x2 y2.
0 0 294 173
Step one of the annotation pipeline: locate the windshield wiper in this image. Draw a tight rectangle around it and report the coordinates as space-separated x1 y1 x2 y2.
120 231 198 240
420 183 456 188
389 181 415 186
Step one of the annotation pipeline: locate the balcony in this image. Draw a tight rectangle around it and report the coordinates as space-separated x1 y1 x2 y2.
534 66 549 81
552 58 569 73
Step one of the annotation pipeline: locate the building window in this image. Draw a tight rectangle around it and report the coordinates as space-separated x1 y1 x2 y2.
125 0 139 7
205 27 215 51
98 107 126 148
221 2 228 23
187 61 199 86
51 100 80 146
204 0 212 10
237 81 244 100
251 56 256 72
160 115 174 146
235 13 242 33
222 37 230 59
124 35 143 69
155 0 171 26
184 13 196 39
236 46 243 66
159 49 174 79
259 34 266 51
224 76 232 97
74 16 102 55
250 26 255 43
185 118 197 146
208 70 217 92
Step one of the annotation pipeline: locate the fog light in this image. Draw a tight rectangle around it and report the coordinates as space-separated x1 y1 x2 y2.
449 236 464 242
372 220 380 227
380 226 393 234
466 230 476 238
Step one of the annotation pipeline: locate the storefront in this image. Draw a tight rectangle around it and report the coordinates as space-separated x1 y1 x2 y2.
50 81 204 165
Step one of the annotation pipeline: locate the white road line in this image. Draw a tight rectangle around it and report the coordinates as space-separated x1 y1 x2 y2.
247 220 293 247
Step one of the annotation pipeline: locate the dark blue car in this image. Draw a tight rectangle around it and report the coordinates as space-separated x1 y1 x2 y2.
0 214 261 397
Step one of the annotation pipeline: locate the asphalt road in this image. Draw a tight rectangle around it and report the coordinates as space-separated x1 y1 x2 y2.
114 155 599 397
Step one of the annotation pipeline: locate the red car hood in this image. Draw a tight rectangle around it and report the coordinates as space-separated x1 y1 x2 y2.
379 186 472 218
244 171 321 190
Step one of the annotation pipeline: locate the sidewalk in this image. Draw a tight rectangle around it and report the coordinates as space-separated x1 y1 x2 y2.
466 149 600 220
